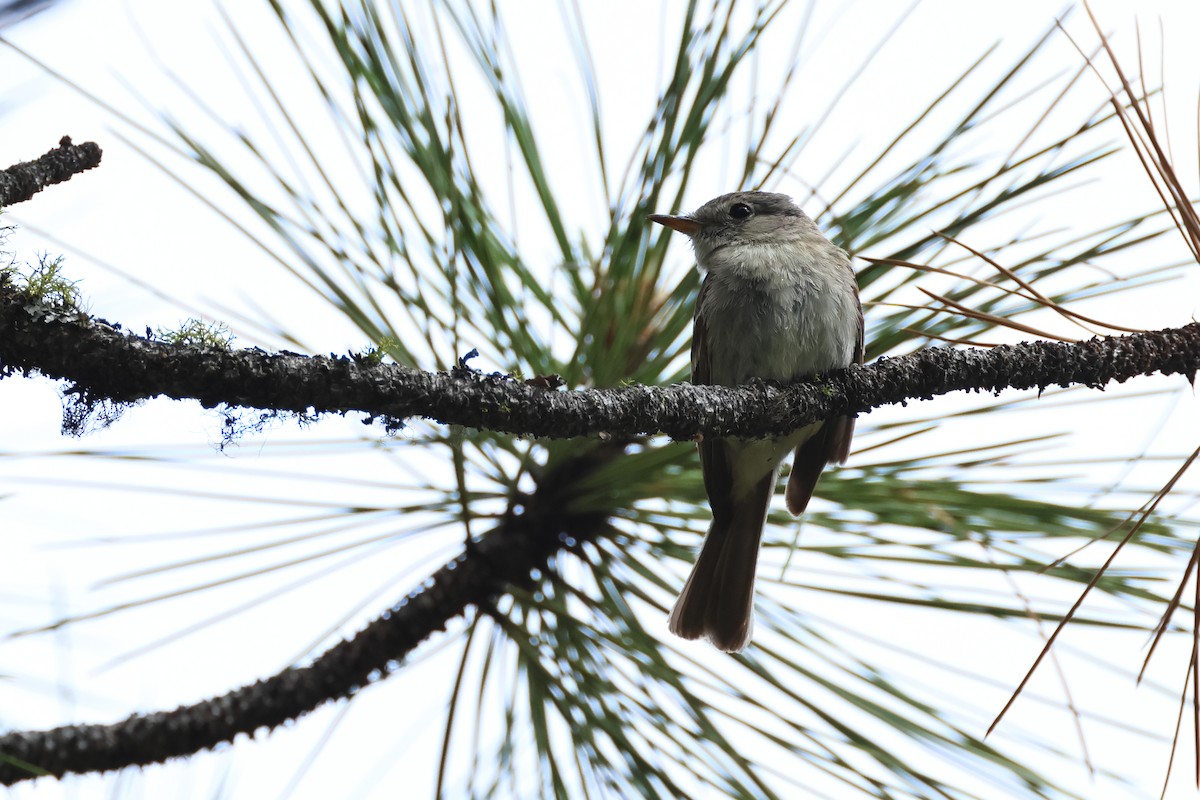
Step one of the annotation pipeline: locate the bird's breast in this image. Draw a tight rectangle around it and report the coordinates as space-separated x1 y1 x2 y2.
697 240 858 386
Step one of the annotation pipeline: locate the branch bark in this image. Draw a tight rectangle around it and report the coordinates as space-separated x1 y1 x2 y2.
1 280 1198 440
0 137 102 207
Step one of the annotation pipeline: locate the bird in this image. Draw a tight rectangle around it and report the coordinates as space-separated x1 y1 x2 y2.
649 191 863 652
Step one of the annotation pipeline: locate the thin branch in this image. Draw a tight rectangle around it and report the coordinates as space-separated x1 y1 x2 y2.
0 136 102 206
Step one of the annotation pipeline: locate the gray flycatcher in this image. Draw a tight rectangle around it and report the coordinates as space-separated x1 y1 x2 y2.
649 191 863 652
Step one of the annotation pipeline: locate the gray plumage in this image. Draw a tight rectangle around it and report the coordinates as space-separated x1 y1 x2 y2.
650 191 863 652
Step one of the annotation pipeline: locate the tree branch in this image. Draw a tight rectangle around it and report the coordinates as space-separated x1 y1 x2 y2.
3 281 1199 784
1 279 1198 439
0 443 615 785
0 137 102 207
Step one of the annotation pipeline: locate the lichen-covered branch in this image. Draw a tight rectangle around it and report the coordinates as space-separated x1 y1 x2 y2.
0 442 617 785
0 137 102 207
1 279 1198 440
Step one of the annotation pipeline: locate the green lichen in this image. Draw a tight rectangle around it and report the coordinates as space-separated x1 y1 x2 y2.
357 336 401 365
156 319 235 349
17 254 84 312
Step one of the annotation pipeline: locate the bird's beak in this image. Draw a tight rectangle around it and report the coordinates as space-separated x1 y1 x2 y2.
648 214 701 237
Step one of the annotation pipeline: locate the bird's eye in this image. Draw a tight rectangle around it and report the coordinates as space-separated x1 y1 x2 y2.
729 203 753 220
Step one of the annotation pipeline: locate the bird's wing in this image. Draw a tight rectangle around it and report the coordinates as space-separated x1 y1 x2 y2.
693 277 734 527
785 265 863 513
826 286 864 463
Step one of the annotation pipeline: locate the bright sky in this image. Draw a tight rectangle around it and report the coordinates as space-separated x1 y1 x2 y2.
3 1 1200 798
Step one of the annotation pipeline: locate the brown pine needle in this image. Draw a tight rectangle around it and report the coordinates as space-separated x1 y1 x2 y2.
861 255 1018 293
1163 650 1195 799
1141 537 1200 684
1193 561 1199 787
1042 454 1183 576
933 231 1146 335
863 254 1063 317
848 425 935 458
993 444 1200 737
861 298 1006 338
916 287 1077 342
1040 512 1136 574
986 541 1095 775
987 510 1144 737
1070 2 1200 261
1134 449 1200 681
899 328 1005 348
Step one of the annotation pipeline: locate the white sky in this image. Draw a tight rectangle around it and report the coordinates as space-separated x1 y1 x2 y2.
3 1 1200 798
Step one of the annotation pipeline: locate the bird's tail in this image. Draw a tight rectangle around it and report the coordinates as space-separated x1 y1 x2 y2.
668 470 775 652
